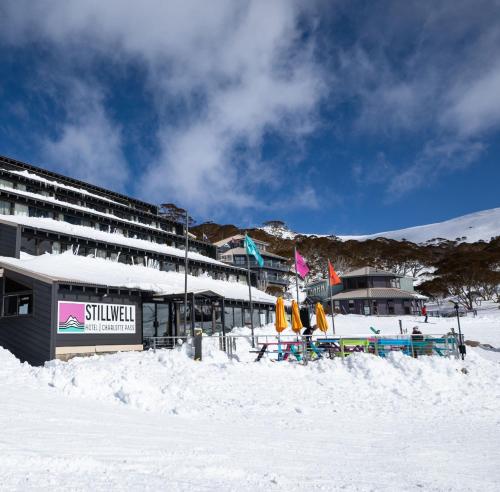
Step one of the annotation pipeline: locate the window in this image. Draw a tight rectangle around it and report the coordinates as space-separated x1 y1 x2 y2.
20 236 36 255
64 215 82 226
14 203 29 216
0 199 11 214
390 278 401 289
348 300 355 312
0 179 13 189
52 241 61 254
96 249 107 259
161 261 176 272
2 278 33 317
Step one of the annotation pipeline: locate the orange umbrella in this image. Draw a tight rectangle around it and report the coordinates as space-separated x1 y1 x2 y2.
316 302 329 334
275 296 288 333
291 300 303 333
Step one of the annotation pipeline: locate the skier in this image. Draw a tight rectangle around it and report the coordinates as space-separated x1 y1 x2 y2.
421 304 428 323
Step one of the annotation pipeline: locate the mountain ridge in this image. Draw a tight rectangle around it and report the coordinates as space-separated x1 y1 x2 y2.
260 207 500 244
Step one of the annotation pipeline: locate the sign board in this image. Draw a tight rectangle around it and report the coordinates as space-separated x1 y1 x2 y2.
57 301 136 334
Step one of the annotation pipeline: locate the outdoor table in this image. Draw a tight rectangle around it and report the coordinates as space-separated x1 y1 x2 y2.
254 340 304 361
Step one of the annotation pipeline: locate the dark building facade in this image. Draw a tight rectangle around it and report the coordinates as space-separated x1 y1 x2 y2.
0 155 275 365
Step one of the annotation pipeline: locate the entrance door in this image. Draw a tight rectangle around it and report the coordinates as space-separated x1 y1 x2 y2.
142 303 170 339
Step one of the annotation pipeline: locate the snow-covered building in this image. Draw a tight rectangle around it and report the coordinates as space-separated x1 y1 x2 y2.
0 155 276 365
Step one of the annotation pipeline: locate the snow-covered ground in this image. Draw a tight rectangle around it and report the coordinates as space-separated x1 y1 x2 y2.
262 207 500 244
328 307 500 348
1 311 499 490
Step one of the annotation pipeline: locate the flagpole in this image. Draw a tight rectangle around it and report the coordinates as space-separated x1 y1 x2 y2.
329 282 335 335
294 246 300 305
245 234 255 348
183 210 189 336
328 260 336 335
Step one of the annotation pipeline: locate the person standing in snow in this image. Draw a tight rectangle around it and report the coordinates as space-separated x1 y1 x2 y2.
411 326 424 358
302 324 317 349
421 304 428 323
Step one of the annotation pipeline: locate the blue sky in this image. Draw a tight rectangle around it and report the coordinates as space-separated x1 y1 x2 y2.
0 0 499 235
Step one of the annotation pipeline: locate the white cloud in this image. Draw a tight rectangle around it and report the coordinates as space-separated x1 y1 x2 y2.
40 81 128 191
2 0 325 217
443 62 500 136
386 139 485 198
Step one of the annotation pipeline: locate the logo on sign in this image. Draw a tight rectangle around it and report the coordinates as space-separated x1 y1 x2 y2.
58 302 85 333
57 301 136 334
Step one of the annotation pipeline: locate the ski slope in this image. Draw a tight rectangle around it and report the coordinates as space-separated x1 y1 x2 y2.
339 207 500 243
1 311 500 490
263 207 500 243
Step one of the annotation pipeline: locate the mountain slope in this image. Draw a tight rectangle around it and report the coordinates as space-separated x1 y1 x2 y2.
338 207 500 243
260 207 500 244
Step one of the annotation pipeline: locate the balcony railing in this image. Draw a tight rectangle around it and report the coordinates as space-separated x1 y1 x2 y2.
232 259 290 271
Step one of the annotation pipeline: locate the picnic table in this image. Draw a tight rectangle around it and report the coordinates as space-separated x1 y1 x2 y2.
254 340 305 361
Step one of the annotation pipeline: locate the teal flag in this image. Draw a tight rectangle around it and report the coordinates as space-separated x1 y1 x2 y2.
244 234 264 267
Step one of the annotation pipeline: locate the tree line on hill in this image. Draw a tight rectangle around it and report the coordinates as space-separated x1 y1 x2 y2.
192 220 500 310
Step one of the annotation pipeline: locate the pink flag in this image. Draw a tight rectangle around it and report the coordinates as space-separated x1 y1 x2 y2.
295 249 310 278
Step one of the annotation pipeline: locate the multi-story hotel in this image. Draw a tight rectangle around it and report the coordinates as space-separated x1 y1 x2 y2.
215 234 290 294
0 155 276 365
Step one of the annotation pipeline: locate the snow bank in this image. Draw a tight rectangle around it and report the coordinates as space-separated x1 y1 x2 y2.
29 342 500 421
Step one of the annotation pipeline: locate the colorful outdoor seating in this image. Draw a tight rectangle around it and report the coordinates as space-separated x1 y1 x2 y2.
253 334 459 362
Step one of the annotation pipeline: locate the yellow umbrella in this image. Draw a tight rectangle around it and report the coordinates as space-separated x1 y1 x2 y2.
316 302 329 334
291 300 303 333
275 296 288 333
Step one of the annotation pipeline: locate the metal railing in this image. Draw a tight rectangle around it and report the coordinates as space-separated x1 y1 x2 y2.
144 332 462 362
143 335 192 351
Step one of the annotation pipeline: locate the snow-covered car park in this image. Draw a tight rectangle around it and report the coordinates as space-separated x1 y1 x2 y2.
1 309 499 491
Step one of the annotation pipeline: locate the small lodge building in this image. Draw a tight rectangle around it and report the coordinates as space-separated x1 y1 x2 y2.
215 234 290 294
0 155 276 365
305 267 426 316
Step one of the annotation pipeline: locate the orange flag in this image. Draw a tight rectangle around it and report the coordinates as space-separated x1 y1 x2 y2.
328 260 341 286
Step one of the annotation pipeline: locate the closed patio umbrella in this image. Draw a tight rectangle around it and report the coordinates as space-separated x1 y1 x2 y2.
291 300 303 334
275 296 288 360
275 296 288 333
316 302 328 335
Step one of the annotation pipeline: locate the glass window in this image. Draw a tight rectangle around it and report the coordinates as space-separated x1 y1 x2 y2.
244 308 251 326
3 296 18 316
224 307 233 330
96 249 107 259
52 241 61 254
3 293 32 317
161 261 176 272
38 239 52 255
0 199 11 214
18 295 32 315
252 308 260 328
16 183 27 191
233 307 242 327
0 179 13 189
14 203 29 216
20 236 36 255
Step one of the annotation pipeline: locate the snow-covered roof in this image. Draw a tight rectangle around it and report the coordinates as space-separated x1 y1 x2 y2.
342 267 403 278
0 184 170 234
0 215 240 269
0 252 277 304
221 247 288 260
3 168 123 206
213 234 268 247
331 287 425 300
